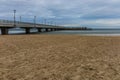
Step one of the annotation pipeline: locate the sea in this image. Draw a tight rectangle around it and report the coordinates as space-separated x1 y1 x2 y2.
1 28 120 36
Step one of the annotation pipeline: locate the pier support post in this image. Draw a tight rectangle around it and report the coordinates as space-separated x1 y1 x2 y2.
38 28 42 32
50 29 52 31
46 28 49 32
25 28 30 34
51 28 54 31
55 28 58 31
1 28 9 35
54 28 56 31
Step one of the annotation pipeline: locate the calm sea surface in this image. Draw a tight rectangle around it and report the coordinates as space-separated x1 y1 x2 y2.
1 28 120 36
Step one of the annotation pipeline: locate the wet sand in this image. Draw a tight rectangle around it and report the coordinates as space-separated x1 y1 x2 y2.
0 35 120 80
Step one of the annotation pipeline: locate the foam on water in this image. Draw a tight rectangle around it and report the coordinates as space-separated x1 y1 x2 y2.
83 34 120 36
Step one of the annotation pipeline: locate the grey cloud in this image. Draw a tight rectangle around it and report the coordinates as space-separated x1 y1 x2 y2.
0 0 120 28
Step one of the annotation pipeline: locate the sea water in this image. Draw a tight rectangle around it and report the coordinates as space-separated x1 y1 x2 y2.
0 28 120 36
41 29 120 36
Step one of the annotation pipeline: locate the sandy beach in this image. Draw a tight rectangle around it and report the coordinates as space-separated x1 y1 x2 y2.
0 35 120 80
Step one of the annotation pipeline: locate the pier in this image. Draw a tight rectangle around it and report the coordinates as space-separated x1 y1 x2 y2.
0 19 91 35
0 19 64 35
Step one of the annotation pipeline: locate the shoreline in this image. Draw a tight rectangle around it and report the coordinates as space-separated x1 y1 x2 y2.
2 33 120 37
1 32 120 36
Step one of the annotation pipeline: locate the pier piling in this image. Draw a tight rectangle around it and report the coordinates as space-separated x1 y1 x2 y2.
1 28 9 35
38 28 42 32
25 28 30 34
46 28 49 32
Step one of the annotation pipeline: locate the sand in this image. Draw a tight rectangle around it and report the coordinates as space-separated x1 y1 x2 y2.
0 35 120 80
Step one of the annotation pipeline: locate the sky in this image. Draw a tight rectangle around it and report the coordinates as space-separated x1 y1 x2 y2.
0 0 120 28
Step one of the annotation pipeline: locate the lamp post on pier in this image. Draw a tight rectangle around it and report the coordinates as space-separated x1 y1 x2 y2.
20 16 21 23
34 16 36 27
44 19 46 25
51 21 53 25
13 10 16 27
55 22 57 26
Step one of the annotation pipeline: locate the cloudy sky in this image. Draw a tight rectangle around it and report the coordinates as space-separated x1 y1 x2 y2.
0 0 120 28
